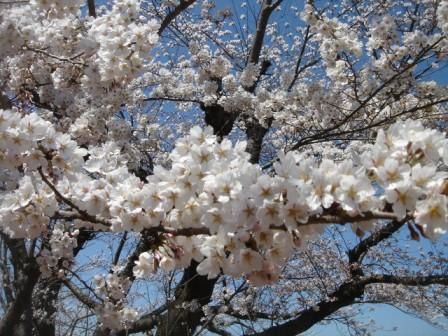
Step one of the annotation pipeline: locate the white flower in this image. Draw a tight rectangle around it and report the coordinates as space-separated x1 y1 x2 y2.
335 175 375 214
196 256 222 279
274 151 300 179
411 164 437 189
240 62 260 88
376 158 410 186
250 175 281 205
307 168 336 209
204 173 242 203
82 190 107 215
247 261 279 286
234 198 258 229
120 212 148 231
24 150 46 170
133 252 156 278
256 200 281 229
120 307 139 324
415 195 447 238
237 248 264 273
158 254 176 271
385 180 419 219
188 126 214 145
20 113 50 140
197 237 226 279
281 201 310 229
181 198 202 227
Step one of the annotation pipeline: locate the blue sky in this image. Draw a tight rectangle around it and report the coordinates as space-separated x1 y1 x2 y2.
311 304 448 336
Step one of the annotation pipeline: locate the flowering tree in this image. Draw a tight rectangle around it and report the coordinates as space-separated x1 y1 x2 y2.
0 0 448 335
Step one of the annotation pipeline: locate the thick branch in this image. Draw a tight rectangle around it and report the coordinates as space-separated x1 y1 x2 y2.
118 230 157 281
112 232 128 266
125 305 167 334
242 0 283 163
158 0 196 35
249 280 365 336
249 218 426 336
55 207 402 239
360 274 448 287
250 272 448 336
0 236 39 336
248 0 282 65
87 0 96 17
61 279 97 309
155 261 217 336
348 219 407 263
0 93 12 109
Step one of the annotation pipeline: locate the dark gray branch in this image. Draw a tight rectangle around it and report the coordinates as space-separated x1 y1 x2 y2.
348 219 407 264
360 274 448 287
87 0 96 17
248 0 282 65
61 279 97 309
158 0 196 35
249 273 448 336
0 236 39 336
112 232 128 266
155 261 217 336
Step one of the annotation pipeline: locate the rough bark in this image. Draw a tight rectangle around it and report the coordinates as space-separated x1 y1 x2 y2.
241 0 280 164
0 93 11 109
201 102 237 138
87 0 96 17
155 261 217 336
245 118 270 164
0 237 39 336
32 280 61 336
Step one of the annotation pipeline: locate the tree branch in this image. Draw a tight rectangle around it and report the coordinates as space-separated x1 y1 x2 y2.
360 274 448 287
87 0 96 18
289 37 444 151
248 217 427 336
61 278 97 310
158 0 196 35
348 219 407 264
0 236 39 336
125 304 167 334
287 25 311 92
249 272 448 336
112 232 128 266
248 0 282 65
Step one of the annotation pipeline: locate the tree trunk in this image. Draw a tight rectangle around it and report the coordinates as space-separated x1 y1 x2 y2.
155 261 217 336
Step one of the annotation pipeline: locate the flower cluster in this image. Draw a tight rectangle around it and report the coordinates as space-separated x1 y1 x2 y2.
0 107 447 284
87 0 160 83
367 15 398 51
301 4 362 70
1 1 447 333
0 109 83 238
36 224 79 278
93 273 139 330
438 0 448 34
0 0 160 153
363 120 448 237
129 122 447 282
